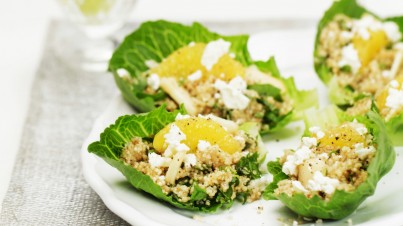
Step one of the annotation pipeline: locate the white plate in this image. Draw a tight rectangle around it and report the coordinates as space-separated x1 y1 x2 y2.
81 30 403 226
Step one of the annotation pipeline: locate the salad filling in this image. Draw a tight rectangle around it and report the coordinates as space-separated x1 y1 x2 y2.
317 13 403 120
276 121 374 200
110 21 317 134
263 106 395 220
139 39 293 130
121 114 267 204
89 106 268 211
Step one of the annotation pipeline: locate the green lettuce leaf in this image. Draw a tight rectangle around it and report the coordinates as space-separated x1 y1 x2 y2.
263 109 396 219
88 106 267 212
313 0 370 85
109 20 317 134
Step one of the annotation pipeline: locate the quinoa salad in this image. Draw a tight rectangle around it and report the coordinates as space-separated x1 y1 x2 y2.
264 106 395 220
88 107 269 212
317 13 403 120
276 121 374 200
110 20 317 134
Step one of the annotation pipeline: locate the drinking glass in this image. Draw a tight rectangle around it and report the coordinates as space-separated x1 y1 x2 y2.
57 0 136 71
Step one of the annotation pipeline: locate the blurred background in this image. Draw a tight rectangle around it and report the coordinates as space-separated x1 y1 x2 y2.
1 0 403 211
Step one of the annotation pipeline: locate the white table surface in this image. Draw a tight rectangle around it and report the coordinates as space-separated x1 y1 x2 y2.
1 0 402 213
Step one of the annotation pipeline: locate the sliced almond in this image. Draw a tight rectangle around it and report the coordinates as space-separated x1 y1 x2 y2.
160 77 197 115
165 152 186 185
245 65 285 91
205 114 238 133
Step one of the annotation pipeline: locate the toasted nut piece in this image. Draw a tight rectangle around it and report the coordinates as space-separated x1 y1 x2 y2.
160 77 197 115
245 65 285 91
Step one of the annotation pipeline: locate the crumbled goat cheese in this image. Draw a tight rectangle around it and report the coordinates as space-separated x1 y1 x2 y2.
382 70 391 78
116 68 130 78
229 53 235 58
201 39 231 70
197 140 211 151
187 70 202 81
302 137 317 148
145 59 159 69
341 31 354 40
184 154 197 167
338 44 361 74
282 146 311 176
390 80 400 89
351 119 368 135
307 171 340 195
175 113 191 121
352 15 383 40
248 175 271 191
188 41 195 47
147 73 160 90
354 143 375 159
292 181 308 193
163 124 190 157
309 126 325 139
395 43 403 50
386 87 403 110
383 22 402 42
214 76 250 110
148 152 172 167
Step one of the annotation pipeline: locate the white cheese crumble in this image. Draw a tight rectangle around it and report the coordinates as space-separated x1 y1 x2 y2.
148 152 171 167
351 119 368 135
292 181 308 193
302 137 317 148
282 146 311 176
341 31 354 40
338 44 361 74
309 126 325 139
354 143 375 159
163 124 190 157
214 76 250 110
352 15 382 40
145 59 159 69
147 73 160 90
307 171 340 195
187 70 202 82
188 41 195 47
248 175 272 191
175 113 191 121
383 21 402 42
201 39 231 70
116 68 130 78
197 140 211 151
184 154 197 167
386 87 403 110
390 80 400 89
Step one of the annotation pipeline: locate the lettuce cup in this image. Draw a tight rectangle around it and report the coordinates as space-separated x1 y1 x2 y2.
264 106 395 220
88 106 269 212
314 0 403 145
109 20 317 134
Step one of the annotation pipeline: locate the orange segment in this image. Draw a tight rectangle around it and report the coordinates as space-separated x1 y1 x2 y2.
319 123 365 149
150 43 245 81
153 117 242 154
353 30 389 68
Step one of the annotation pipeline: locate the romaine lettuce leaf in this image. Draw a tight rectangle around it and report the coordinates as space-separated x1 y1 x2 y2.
109 20 317 134
263 109 396 219
313 0 370 85
88 106 266 212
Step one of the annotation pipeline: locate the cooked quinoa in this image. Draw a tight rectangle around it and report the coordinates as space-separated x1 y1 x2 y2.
145 72 293 130
275 121 375 200
121 116 267 205
318 14 403 120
